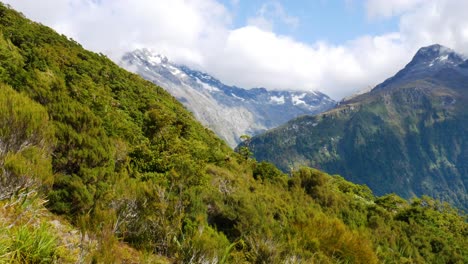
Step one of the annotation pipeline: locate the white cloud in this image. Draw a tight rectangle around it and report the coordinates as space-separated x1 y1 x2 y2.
366 0 425 18
398 0 468 54
204 27 409 99
3 0 468 100
247 1 299 31
4 0 231 64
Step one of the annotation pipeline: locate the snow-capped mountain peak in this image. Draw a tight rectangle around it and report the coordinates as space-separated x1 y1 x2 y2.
133 49 168 65
120 49 336 147
372 44 468 93
410 44 464 68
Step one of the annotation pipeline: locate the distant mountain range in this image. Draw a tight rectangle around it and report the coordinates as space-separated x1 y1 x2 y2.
120 49 335 147
245 44 468 211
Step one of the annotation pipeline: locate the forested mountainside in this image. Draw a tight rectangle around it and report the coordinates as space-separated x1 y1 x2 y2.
0 4 466 263
121 49 335 147
246 44 468 211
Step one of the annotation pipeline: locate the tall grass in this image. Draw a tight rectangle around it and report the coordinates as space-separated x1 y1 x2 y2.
0 223 57 264
0 191 59 264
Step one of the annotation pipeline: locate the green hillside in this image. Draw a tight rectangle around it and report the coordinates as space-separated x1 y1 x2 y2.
0 4 466 263
247 47 468 212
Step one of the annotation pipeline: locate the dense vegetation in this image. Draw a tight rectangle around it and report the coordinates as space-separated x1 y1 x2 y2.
246 55 468 212
0 3 466 263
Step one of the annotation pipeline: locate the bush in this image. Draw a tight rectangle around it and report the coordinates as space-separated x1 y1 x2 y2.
0 84 53 200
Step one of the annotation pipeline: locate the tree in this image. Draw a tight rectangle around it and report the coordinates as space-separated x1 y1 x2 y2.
237 135 252 160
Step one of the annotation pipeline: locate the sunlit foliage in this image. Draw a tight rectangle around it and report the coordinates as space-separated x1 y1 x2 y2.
0 3 466 263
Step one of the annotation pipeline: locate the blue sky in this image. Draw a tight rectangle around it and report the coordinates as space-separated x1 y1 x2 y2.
5 0 468 99
222 0 399 45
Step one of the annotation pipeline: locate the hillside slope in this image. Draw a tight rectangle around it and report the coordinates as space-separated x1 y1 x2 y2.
247 44 468 211
0 5 466 263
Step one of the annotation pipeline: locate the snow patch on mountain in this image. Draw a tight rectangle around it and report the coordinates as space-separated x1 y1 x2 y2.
292 93 307 106
148 55 162 65
438 54 449 62
168 65 183 76
195 78 219 92
231 93 245 101
372 44 468 93
270 95 285 104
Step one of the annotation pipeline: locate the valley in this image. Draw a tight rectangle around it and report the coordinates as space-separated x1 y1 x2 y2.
120 49 335 147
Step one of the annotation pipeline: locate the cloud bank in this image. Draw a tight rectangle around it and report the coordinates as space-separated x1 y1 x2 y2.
4 0 468 99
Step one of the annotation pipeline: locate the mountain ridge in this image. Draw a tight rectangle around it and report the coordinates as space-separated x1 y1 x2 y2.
369 44 466 93
246 44 468 211
121 49 335 147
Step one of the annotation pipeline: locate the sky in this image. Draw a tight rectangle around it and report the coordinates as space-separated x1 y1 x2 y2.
4 0 468 100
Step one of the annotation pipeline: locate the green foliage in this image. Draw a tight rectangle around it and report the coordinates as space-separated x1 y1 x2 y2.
0 4 466 263
375 193 408 212
6 223 57 263
248 79 468 211
288 167 468 264
237 135 254 160
253 161 286 184
0 84 54 200
0 190 82 264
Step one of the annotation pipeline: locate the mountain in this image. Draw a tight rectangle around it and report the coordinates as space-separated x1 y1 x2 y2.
120 49 335 147
246 44 468 211
0 4 466 263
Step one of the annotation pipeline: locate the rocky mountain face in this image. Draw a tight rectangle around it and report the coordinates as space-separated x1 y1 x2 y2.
245 44 468 211
120 49 335 147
